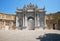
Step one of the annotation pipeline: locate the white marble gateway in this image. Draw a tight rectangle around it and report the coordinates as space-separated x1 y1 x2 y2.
16 3 46 30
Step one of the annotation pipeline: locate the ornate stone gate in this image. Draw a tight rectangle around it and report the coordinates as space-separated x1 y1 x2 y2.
16 3 45 30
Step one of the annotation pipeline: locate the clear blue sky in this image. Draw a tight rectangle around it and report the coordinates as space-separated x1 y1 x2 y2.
0 0 60 14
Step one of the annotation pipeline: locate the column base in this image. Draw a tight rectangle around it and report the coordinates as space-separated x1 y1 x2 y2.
35 26 45 30
15 26 22 30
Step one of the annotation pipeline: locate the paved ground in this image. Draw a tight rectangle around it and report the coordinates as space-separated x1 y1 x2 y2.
0 29 60 41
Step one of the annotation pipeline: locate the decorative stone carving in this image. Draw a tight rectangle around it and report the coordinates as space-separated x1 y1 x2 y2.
16 3 45 30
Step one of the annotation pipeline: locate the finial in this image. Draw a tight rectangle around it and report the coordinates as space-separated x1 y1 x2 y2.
23 4 26 8
43 5 45 10
29 2 34 7
16 7 18 10
30 2 32 4
35 4 38 8
29 2 32 6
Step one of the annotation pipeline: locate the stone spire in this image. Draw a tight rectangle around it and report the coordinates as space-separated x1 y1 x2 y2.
29 2 33 7
43 5 45 10
28 3 34 8
23 4 26 8
35 4 38 8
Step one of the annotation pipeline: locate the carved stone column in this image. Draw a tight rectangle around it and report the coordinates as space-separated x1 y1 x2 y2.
24 12 27 28
16 16 19 27
37 14 40 27
25 15 27 27
35 13 37 28
35 12 36 27
23 14 24 27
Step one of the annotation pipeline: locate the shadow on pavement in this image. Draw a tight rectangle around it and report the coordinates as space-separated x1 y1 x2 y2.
36 33 60 41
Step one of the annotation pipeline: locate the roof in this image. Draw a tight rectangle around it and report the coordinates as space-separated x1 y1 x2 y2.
0 12 16 16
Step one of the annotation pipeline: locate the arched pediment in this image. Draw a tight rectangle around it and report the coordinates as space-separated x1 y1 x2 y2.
23 3 38 10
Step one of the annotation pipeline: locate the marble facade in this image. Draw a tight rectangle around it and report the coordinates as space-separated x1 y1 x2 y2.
16 3 46 30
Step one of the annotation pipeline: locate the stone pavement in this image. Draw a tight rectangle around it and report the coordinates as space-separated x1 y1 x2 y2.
0 30 60 41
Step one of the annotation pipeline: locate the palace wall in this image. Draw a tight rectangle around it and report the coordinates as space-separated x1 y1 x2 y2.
0 13 16 30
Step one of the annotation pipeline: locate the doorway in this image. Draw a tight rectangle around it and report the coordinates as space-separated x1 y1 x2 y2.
27 17 35 30
53 24 55 29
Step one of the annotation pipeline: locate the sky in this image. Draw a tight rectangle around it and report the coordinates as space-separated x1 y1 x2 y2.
0 0 60 14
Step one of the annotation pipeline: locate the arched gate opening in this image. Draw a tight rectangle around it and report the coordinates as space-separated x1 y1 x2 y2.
27 17 35 30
